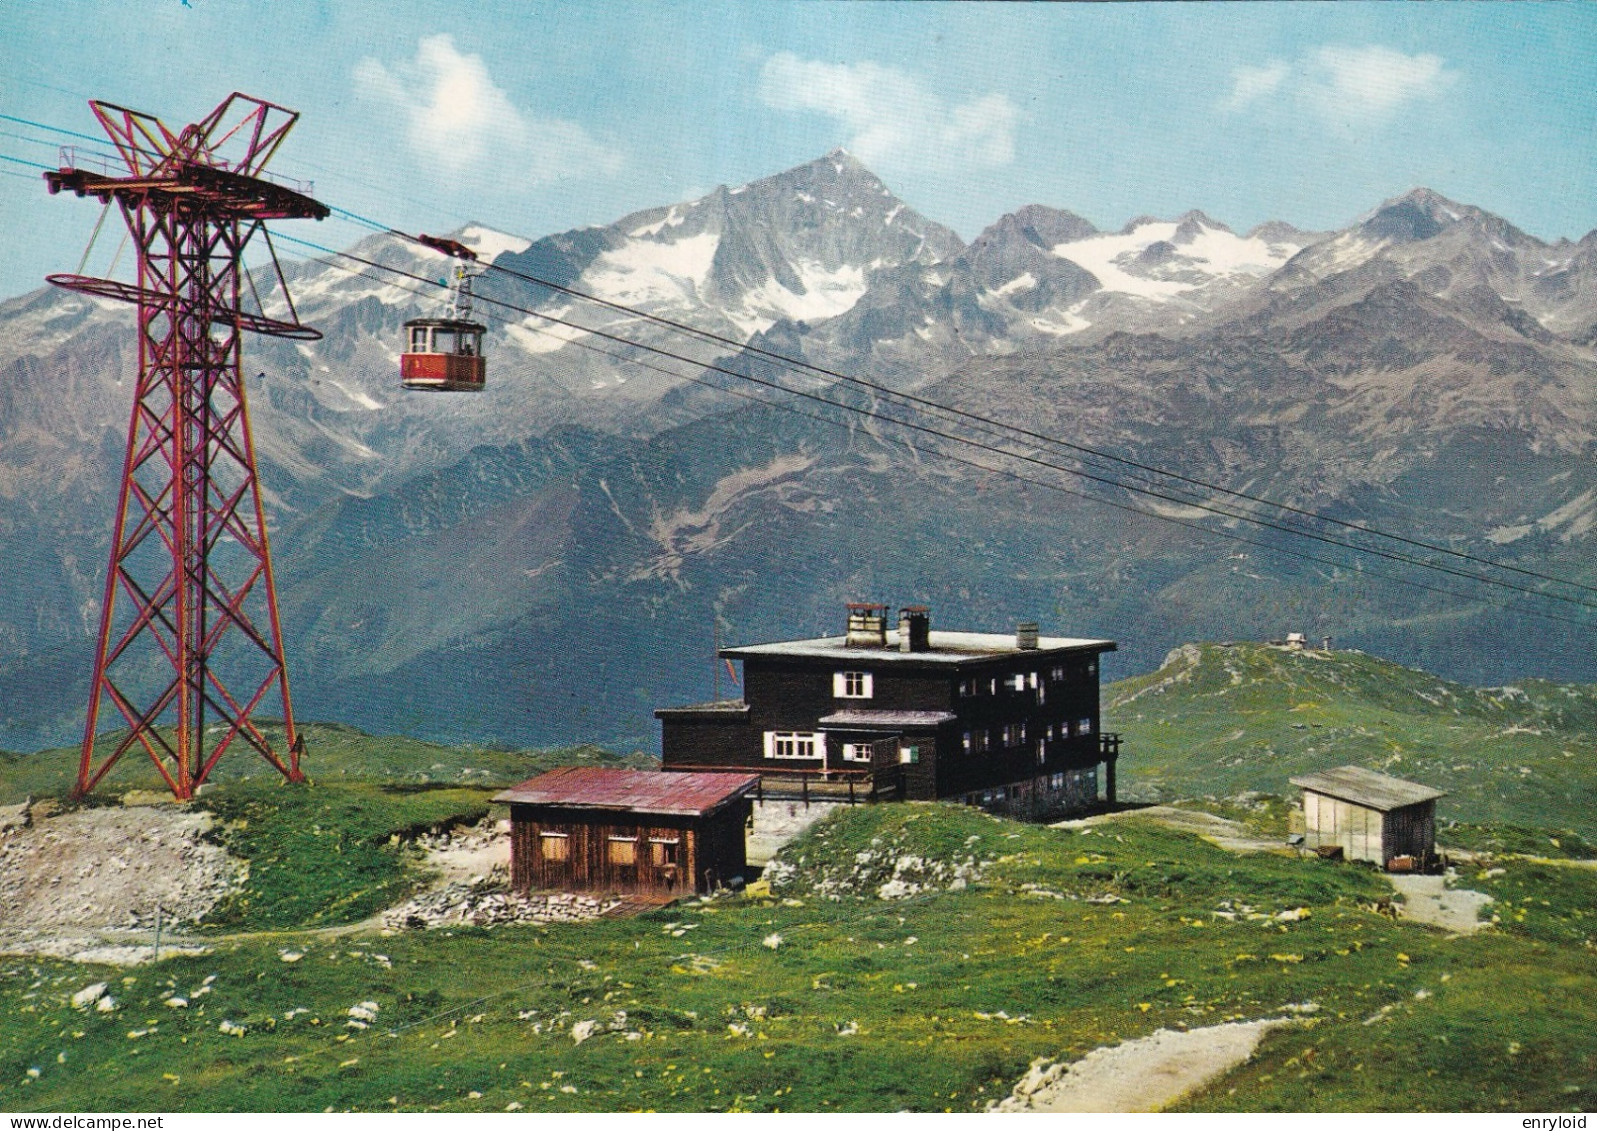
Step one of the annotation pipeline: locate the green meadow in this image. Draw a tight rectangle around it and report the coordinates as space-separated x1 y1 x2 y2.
0 644 1593 1112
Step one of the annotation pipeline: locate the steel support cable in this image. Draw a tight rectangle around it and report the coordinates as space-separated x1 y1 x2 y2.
7 117 1585 615
326 202 1597 607
21 127 1590 600
277 233 1597 626
472 254 1597 603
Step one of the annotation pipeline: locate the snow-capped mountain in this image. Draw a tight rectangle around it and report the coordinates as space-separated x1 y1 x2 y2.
3 153 1597 752
1267 188 1597 338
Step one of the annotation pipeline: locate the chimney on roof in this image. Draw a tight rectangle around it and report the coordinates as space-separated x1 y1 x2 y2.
898 606 930 653
1016 622 1040 650
845 602 888 648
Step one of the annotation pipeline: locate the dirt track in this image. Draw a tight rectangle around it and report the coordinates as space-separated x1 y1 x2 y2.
994 1019 1292 1112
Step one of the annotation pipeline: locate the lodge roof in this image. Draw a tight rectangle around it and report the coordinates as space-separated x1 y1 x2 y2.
1289 765 1445 811
494 767 760 818
721 629 1115 665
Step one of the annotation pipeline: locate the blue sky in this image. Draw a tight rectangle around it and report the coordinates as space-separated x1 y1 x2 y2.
2 0 1594 299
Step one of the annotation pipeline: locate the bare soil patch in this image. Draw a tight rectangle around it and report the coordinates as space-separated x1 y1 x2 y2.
0 801 239 964
993 1019 1293 1112
1388 873 1492 934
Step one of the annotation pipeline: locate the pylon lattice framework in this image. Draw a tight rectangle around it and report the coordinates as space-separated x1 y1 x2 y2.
45 93 328 799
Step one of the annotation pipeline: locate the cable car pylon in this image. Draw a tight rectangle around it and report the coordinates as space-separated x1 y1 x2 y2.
44 93 328 799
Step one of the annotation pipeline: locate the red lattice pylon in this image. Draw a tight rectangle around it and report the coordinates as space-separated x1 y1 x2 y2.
45 94 328 799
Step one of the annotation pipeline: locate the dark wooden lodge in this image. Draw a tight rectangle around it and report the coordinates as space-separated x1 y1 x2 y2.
494 767 759 898
656 603 1121 819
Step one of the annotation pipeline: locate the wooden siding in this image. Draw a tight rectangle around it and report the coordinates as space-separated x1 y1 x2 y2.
660 648 1111 812
1302 792 1437 865
508 801 751 897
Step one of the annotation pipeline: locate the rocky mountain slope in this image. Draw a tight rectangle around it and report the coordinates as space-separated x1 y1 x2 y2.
2 153 1595 751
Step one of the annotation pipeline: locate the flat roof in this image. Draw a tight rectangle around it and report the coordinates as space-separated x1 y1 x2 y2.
653 699 749 718
1289 766 1445 811
818 709 958 729
494 767 760 818
723 629 1115 665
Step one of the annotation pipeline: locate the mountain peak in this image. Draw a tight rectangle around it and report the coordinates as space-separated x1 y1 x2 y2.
1359 187 1470 242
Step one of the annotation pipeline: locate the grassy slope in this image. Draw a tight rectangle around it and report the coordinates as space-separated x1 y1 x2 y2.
1106 642 1597 840
0 722 655 806
3 653 1595 1111
0 802 1592 1113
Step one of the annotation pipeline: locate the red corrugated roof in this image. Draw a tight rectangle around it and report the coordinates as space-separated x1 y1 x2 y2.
493 767 760 817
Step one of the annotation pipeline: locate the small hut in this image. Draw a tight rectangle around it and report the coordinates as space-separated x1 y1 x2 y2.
495 767 759 898
1289 765 1444 869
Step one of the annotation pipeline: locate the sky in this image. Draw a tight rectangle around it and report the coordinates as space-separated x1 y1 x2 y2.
1 0 1595 300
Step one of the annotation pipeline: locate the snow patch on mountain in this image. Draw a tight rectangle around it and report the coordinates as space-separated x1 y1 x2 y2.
458 224 531 261
1050 219 1303 300
729 262 869 336
585 232 721 305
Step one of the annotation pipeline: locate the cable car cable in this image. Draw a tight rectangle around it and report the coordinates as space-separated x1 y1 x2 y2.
275 232 1597 622
284 245 1597 632
325 204 1597 606
11 118 1592 621
14 113 1589 601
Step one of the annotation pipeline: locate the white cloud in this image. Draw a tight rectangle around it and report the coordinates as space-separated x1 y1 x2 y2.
1223 45 1457 125
1307 45 1456 118
355 35 623 185
759 52 1017 170
1223 60 1290 112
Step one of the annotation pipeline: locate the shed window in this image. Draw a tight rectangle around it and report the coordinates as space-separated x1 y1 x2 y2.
899 744 920 764
607 836 638 865
833 670 873 698
538 831 569 862
842 742 874 763
649 838 680 867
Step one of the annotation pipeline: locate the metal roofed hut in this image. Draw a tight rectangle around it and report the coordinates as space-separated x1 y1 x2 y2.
1289 766 1445 871
494 767 760 899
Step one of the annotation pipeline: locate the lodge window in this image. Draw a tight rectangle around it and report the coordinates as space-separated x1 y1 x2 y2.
538 831 570 862
899 744 920 764
1036 739 1047 765
842 742 874 763
1005 673 1027 692
1087 660 1097 675
1001 723 1026 747
1077 717 1094 736
958 678 976 698
833 670 874 699
764 731 822 760
1050 665 1066 681
963 729 989 754
607 835 638 865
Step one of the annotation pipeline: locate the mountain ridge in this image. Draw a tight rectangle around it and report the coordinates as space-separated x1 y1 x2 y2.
2 154 1596 750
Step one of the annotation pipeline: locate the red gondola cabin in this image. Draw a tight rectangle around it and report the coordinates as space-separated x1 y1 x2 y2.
401 317 486 392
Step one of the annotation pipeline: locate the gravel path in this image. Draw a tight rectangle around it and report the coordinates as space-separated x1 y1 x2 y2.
993 1019 1292 1112
1387 873 1492 934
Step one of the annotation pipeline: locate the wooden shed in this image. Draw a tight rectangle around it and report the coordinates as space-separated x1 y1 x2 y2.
494 767 760 898
1289 766 1444 869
